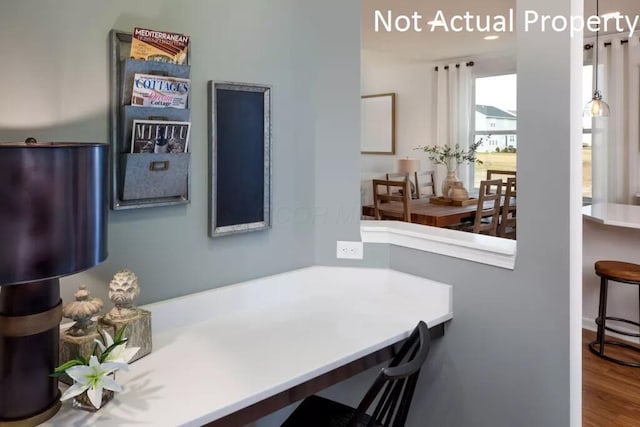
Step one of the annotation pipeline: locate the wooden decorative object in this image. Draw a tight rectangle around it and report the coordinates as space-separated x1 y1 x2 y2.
59 329 102 386
59 285 104 385
62 285 103 337
98 269 151 362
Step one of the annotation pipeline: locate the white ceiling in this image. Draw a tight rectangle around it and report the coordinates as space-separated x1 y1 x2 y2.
361 0 640 62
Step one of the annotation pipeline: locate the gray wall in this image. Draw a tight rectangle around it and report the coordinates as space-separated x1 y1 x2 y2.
0 0 362 305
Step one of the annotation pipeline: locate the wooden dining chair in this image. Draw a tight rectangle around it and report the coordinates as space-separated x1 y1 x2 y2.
498 177 516 239
414 170 436 198
386 173 415 199
281 321 431 427
471 179 503 236
373 179 411 222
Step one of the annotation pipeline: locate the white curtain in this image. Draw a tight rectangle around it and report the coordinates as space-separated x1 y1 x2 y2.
435 63 473 187
592 36 640 204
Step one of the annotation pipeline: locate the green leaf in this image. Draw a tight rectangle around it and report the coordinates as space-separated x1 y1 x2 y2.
53 358 84 374
114 324 127 343
49 372 67 378
92 342 99 357
100 338 128 363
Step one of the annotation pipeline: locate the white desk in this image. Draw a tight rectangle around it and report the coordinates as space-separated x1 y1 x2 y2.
582 203 640 229
47 266 452 427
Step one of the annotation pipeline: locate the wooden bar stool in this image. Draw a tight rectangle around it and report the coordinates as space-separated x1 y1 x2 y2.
589 260 640 367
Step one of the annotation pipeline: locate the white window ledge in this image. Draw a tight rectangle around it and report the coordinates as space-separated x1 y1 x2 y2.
360 220 517 270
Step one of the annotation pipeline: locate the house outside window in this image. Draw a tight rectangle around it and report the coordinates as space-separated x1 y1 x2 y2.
473 74 517 189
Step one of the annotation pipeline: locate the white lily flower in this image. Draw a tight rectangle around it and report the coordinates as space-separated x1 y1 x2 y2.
106 343 140 364
60 356 127 409
95 329 140 364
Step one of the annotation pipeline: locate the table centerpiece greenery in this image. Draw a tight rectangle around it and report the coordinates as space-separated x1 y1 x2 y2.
415 137 487 199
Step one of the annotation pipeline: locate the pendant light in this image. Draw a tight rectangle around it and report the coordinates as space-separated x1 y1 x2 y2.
584 0 610 117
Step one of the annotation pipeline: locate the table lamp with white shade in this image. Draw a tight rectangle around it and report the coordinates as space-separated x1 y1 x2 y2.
397 158 419 198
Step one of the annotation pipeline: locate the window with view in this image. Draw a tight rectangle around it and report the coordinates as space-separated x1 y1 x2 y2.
473 74 517 189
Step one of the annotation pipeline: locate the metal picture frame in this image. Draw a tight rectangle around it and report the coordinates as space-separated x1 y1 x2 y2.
208 81 272 237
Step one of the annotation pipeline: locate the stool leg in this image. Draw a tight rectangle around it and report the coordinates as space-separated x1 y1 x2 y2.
596 276 608 355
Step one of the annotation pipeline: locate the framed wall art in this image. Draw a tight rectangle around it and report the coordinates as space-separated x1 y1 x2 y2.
361 93 396 155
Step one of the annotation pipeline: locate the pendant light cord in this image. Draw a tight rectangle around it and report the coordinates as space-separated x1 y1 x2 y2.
594 0 599 93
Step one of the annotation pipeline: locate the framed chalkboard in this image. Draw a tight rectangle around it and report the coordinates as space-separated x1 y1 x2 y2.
208 81 272 237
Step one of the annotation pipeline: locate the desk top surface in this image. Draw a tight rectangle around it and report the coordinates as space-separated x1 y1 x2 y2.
47 266 452 427
583 203 640 229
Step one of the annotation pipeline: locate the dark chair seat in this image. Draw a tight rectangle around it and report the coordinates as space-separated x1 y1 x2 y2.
282 395 380 427
280 321 431 427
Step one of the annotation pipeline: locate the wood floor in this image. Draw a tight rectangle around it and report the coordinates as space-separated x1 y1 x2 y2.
583 329 640 426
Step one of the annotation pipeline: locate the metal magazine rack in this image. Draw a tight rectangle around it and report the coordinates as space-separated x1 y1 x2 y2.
109 29 192 210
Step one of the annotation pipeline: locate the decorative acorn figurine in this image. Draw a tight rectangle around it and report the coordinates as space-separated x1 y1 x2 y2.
106 269 140 320
99 269 152 363
62 285 103 337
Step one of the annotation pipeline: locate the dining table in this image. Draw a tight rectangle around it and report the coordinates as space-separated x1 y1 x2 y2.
362 197 514 228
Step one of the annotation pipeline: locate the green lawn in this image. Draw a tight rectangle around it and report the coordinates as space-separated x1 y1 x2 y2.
474 148 592 196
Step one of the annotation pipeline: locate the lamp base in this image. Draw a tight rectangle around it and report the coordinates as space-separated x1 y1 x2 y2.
0 279 62 424
0 396 61 427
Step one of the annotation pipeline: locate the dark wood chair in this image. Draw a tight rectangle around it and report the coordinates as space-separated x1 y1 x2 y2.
471 179 503 236
373 179 411 222
446 179 502 235
414 170 436 199
281 321 431 427
498 177 516 239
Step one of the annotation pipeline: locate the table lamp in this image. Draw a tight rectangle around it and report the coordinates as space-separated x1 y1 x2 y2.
0 141 108 425
397 158 419 176
398 158 419 198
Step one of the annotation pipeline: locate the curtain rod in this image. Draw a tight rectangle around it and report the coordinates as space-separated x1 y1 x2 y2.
434 61 475 72
584 39 632 50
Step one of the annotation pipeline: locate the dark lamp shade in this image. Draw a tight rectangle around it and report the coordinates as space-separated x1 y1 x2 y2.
0 142 109 285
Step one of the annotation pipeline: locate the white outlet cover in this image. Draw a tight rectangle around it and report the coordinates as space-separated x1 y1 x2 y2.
336 241 364 260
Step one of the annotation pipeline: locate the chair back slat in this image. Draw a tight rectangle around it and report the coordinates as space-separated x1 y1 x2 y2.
486 169 516 190
414 170 436 198
349 321 431 427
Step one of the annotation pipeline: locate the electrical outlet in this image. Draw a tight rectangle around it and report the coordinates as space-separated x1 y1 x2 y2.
336 241 364 260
